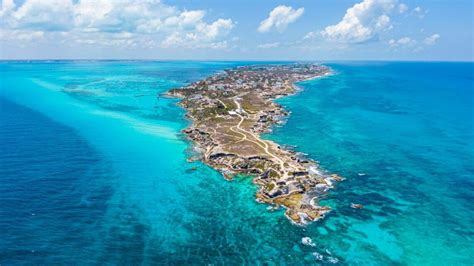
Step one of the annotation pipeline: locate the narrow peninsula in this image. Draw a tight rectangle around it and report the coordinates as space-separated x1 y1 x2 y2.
167 64 342 225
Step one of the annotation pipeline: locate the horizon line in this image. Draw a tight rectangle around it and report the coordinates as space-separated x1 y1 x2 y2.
0 59 473 63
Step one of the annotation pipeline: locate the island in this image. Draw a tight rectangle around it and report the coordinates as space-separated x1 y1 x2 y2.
167 64 343 225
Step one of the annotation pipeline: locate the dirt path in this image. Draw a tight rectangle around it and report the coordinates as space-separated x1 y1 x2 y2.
231 98 289 177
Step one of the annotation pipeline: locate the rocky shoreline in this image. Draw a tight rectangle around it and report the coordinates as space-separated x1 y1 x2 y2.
167 64 343 225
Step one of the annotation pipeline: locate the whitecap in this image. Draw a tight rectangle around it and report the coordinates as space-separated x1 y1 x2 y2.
315 183 330 192
309 166 323 176
327 257 339 264
324 177 334 186
312 252 323 261
301 237 316 247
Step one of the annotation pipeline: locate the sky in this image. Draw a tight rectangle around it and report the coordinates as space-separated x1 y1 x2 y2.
0 0 472 61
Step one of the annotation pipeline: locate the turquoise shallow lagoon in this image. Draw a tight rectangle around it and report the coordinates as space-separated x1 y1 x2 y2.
0 61 472 265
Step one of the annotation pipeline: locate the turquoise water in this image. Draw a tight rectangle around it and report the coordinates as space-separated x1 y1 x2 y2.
0 61 472 265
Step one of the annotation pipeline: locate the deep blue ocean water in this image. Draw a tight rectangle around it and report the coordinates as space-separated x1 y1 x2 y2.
0 61 472 265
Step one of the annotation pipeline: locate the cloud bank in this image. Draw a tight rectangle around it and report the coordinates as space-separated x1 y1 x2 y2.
0 0 235 49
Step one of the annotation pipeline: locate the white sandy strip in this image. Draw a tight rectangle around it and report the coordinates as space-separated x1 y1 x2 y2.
91 110 179 140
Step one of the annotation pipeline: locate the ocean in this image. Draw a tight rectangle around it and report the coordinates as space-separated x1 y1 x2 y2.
0 61 472 265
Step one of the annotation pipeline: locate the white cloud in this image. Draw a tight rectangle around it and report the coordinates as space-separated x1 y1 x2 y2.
258 5 304 33
388 36 415 47
388 34 439 53
303 31 318 40
413 46 423 53
413 6 427 18
161 18 234 48
163 10 206 29
0 29 44 42
0 0 235 49
424 34 440 45
0 0 15 18
257 42 280 48
397 37 412 45
320 0 397 43
398 3 408 13
5 0 74 31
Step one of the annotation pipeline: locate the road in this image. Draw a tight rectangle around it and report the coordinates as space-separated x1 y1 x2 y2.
230 98 289 178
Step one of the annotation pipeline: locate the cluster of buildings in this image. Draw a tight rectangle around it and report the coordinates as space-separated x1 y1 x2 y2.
176 64 328 99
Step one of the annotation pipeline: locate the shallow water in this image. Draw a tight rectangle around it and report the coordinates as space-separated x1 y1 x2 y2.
0 61 472 265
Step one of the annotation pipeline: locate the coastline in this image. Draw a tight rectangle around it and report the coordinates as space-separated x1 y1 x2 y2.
167 64 343 225
266 70 338 226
